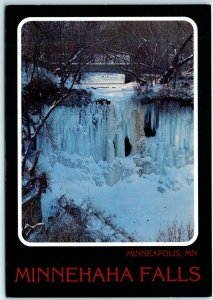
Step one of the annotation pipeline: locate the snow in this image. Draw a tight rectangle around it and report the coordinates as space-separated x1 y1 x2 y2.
135 80 194 101
38 152 193 242
21 66 61 86
91 165 193 241
80 72 126 84
34 73 194 243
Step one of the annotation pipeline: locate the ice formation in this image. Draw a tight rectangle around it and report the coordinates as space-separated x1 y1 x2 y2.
140 101 194 171
37 99 193 176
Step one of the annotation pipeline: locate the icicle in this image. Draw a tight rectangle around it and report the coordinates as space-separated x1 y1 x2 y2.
141 101 193 169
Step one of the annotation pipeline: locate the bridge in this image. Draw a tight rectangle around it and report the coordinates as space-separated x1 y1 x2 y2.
23 55 162 84
78 63 134 83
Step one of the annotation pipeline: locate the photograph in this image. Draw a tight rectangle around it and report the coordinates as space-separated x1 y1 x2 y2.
19 18 196 245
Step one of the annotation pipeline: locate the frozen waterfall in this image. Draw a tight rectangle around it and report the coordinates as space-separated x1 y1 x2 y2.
37 101 146 163
37 99 193 174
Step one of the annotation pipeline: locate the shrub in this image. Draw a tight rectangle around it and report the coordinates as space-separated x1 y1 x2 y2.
27 196 137 243
23 77 59 109
156 219 194 242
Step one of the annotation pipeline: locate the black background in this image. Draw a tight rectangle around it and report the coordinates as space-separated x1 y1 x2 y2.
5 5 211 297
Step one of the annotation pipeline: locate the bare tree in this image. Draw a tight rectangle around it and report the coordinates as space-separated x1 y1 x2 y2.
160 32 193 84
22 21 118 172
101 21 193 85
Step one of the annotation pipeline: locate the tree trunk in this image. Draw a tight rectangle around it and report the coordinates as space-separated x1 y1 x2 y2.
29 150 41 177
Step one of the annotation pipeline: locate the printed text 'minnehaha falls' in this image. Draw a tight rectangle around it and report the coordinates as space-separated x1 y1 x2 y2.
15 266 201 283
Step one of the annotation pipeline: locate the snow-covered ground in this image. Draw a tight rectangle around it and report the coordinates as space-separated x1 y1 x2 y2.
34 72 194 243
39 154 193 242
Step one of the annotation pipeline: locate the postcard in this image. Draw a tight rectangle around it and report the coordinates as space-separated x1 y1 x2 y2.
5 4 211 297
